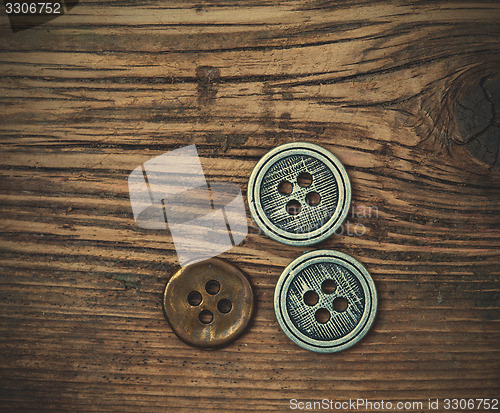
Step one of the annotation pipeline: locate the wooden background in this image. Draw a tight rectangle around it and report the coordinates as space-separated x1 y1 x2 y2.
1 1 499 411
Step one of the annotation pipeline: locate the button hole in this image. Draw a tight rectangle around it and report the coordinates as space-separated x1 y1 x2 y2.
303 290 319 306
199 310 213 324
286 199 301 215
315 308 330 324
333 297 348 312
217 299 232 314
321 279 337 294
205 280 220 295
187 291 202 306
278 180 293 195
297 172 313 187
306 191 321 206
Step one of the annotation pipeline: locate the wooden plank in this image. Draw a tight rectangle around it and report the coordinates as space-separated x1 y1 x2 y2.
0 0 499 411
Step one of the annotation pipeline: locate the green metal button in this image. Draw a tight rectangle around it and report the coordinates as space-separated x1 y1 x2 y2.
274 250 377 353
248 142 351 246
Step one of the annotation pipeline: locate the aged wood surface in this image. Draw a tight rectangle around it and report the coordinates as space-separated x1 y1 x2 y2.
0 1 499 412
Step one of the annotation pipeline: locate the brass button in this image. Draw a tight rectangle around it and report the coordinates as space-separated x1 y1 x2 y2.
163 258 254 348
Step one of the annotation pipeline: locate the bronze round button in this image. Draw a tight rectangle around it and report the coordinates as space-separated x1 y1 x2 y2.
163 258 254 348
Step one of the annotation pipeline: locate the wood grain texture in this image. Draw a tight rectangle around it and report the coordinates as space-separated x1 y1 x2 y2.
0 1 499 411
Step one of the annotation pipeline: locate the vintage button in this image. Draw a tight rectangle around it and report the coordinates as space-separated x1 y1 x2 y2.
163 258 253 348
247 142 351 246
274 250 377 353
